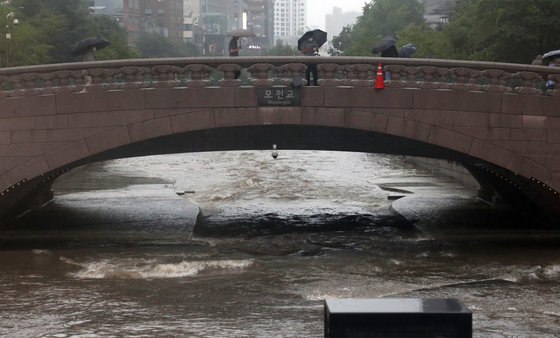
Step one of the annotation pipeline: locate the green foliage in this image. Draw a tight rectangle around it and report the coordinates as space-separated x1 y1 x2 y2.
135 32 200 58
454 0 560 63
2 0 137 66
396 23 448 59
337 0 424 56
331 25 353 55
401 0 560 63
266 40 298 56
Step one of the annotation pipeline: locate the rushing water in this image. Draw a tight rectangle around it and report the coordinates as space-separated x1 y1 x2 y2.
1 151 559 337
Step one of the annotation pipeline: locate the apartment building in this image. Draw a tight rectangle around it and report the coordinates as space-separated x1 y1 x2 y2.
273 0 306 47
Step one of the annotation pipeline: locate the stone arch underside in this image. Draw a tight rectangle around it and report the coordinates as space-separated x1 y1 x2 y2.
1 124 557 225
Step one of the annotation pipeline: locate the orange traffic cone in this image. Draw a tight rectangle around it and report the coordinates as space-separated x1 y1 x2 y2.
374 63 385 89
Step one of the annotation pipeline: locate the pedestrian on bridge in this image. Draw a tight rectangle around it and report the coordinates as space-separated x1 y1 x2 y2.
229 36 242 79
545 57 560 90
299 32 320 86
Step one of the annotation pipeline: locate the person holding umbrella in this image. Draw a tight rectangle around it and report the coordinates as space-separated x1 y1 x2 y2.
299 32 319 86
84 45 96 62
72 37 110 92
542 50 560 90
229 36 242 79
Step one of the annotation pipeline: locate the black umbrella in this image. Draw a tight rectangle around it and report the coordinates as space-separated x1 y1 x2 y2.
371 36 396 54
298 29 327 51
398 43 417 58
72 37 111 56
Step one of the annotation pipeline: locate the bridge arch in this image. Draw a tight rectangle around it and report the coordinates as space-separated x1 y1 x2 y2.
1 57 560 223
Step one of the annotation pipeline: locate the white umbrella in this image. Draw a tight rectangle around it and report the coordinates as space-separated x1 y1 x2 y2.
542 49 560 62
226 29 255 37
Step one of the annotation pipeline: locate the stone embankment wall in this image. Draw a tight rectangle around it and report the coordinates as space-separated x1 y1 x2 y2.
407 156 480 191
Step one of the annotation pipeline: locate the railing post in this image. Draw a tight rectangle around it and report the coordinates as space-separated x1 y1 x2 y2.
247 63 274 87
119 66 149 89
152 65 181 88
481 69 512 93
383 65 406 88
184 64 213 88
451 67 481 91
217 64 242 87
317 63 339 87
417 66 439 89
514 71 543 95
350 64 374 87
277 63 307 86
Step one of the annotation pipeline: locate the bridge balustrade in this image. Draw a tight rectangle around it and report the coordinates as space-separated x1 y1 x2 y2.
1 57 560 97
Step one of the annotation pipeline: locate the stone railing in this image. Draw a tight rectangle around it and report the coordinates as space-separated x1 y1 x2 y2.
2 56 560 97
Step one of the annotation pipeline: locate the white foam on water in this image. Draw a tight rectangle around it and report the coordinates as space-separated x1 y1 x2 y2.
67 258 255 279
542 264 560 279
31 249 52 255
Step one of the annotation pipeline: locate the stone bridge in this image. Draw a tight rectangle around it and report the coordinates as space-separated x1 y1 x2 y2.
1 56 560 224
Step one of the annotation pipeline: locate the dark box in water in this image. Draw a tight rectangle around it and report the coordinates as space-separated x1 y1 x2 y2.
324 298 472 338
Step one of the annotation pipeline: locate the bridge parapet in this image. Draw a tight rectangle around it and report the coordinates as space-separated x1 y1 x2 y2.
1 57 560 97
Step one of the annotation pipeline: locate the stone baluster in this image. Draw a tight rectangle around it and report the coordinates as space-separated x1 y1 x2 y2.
481 69 512 93
152 65 181 88
21 73 37 90
277 63 307 86
350 64 374 87
450 67 481 91
4 75 22 97
104 69 120 90
86 68 107 92
20 73 40 96
402 66 419 88
217 64 242 87
435 68 452 89
317 63 340 87
340 64 356 86
69 70 85 92
0 75 6 94
417 66 439 89
184 64 213 88
383 64 406 88
38 73 56 95
247 63 274 87
11 75 23 90
514 71 542 95
119 66 148 89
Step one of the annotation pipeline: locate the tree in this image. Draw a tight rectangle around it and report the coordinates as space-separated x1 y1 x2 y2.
3 0 137 66
331 25 353 55
85 15 139 61
338 0 424 56
461 0 560 63
135 32 200 58
395 23 450 59
416 0 560 63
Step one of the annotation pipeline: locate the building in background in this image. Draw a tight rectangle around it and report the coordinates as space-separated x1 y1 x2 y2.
182 0 201 45
325 6 358 45
122 0 274 55
123 0 184 44
244 0 274 53
423 0 458 26
272 0 305 48
199 0 274 55
90 0 123 16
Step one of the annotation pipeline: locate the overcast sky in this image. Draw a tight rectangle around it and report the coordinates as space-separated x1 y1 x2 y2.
306 0 367 30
